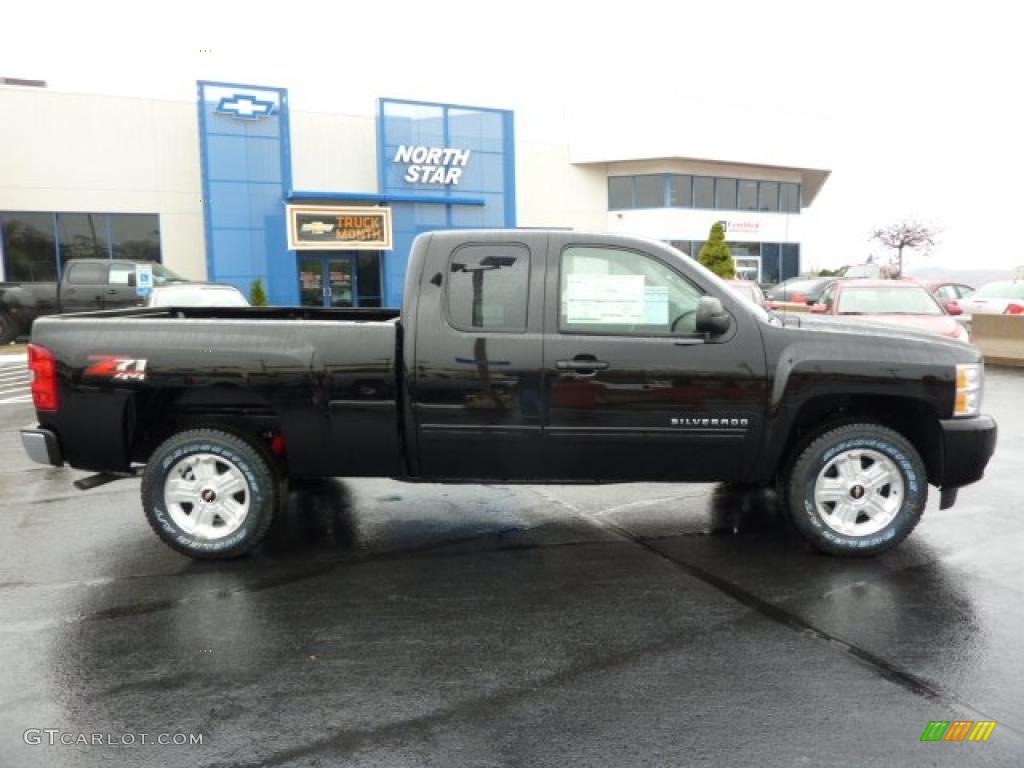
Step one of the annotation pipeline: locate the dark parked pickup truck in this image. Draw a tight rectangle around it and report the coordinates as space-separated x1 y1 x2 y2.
0 259 186 343
20 230 997 559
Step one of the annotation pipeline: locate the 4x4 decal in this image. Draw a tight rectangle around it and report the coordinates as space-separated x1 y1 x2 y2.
84 356 148 382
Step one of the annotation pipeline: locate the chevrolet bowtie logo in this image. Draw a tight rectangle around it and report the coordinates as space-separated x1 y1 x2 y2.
215 94 275 120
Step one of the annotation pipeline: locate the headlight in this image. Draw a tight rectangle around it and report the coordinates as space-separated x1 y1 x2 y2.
954 363 983 417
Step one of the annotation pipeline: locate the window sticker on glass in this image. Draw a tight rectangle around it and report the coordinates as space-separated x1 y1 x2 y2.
565 274 645 324
643 285 669 324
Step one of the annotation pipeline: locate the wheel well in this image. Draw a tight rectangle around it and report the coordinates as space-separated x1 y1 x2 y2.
778 395 943 485
128 387 285 468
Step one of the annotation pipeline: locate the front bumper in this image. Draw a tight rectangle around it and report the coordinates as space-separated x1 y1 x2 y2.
939 414 997 488
20 426 63 467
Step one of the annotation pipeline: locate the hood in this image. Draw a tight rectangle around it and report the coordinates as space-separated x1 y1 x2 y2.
781 313 971 348
830 313 967 341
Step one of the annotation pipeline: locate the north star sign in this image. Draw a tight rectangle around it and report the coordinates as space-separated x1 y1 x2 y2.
393 145 471 185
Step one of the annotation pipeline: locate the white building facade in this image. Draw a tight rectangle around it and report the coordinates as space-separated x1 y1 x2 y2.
0 81 829 305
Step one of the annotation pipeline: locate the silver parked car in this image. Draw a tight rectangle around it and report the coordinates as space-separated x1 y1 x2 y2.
957 280 1024 319
145 283 250 308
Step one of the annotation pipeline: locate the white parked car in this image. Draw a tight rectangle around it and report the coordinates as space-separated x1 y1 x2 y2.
145 283 250 308
956 280 1024 319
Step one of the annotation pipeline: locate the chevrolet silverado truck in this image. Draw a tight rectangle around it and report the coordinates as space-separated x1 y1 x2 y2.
20 230 997 559
0 259 187 343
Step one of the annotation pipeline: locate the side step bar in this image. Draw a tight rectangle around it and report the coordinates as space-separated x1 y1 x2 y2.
73 468 142 491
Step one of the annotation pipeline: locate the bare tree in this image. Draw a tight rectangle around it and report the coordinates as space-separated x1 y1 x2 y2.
870 221 938 277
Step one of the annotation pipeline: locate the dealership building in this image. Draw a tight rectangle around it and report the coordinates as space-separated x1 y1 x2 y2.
0 81 830 307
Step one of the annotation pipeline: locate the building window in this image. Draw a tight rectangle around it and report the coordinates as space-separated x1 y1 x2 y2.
357 252 382 307
607 175 800 214
759 182 780 212
738 180 758 211
1 211 162 283
668 175 692 207
447 243 530 332
634 175 665 208
608 177 634 210
782 243 800 279
0 212 58 282
58 213 109 263
715 178 737 210
761 243 781 284
111 214 161 261
780 182 801 213
693 176 715 209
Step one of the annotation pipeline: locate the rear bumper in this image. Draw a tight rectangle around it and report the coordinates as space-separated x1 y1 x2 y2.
938 414 997 488
20 426 63 467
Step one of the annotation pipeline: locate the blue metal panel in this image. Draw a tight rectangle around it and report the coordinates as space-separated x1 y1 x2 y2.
197 81 292 304
287 190 486 206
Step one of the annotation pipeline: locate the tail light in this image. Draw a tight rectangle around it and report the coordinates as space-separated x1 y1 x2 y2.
791 294 807 304
1004 303 1024 315
28 344 58 411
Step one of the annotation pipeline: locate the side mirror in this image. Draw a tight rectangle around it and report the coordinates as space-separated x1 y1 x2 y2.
810 303 829 314
127 272 137 287
944 300 962 316
696 296 732 336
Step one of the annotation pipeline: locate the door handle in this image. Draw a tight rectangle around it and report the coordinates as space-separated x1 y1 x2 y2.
556 358 609 374
106 288 117 295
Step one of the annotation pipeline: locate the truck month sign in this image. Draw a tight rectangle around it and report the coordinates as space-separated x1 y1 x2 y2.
287 205 393 251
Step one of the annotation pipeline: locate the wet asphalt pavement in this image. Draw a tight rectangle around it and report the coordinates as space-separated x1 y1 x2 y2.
0 361 1022 767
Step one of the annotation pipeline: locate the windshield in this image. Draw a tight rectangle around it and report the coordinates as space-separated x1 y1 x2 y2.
836 286 943 315
839 264 881 279
151 263 187 285
973 281 1024 299
767 278 826 298
149 286 249 307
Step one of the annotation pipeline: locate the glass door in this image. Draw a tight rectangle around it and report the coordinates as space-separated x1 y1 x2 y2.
298 256 326 307
297 253 376 307
326 258 354 307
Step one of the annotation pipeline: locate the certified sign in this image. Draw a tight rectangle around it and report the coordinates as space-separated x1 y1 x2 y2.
286 206 393 251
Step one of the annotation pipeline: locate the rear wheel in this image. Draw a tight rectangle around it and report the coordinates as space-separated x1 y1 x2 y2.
785 423 927 556
141 428 279 559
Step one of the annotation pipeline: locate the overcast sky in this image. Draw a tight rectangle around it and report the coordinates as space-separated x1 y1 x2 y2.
4 0 1021 272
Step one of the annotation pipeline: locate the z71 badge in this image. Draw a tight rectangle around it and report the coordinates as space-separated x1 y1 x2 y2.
84 356 148 382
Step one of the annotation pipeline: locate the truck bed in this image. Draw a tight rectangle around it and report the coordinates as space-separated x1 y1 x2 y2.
51 305 402 323
29 306 404 477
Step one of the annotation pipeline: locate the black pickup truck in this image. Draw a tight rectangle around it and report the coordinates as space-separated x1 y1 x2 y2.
20 230 996 559
0 259 187 343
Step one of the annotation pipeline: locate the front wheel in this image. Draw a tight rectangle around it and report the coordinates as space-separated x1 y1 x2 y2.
141 429 279 559
785 423 927 556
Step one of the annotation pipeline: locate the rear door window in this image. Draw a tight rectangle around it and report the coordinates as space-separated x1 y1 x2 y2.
66 262 108 285
446 243 530 332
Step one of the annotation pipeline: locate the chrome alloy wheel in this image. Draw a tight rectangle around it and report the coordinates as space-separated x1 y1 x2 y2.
813 448 905 537
163 453 251 540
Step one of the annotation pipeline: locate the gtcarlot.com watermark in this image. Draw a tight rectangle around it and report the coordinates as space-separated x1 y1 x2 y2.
24 729 203 747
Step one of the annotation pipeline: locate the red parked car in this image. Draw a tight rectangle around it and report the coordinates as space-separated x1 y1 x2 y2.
810 280 969 342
